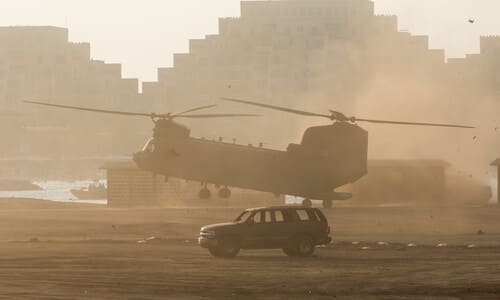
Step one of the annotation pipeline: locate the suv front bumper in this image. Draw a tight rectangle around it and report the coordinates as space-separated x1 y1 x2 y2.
198 237 218 248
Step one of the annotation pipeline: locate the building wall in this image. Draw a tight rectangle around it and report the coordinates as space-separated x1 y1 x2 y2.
107 169 160 207
346 160 447 203
139 0 463 145
343 160 491 204
0 26 148 159
2 2 500 167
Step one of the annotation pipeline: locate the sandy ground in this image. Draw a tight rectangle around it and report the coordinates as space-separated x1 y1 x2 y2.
1 199 500 299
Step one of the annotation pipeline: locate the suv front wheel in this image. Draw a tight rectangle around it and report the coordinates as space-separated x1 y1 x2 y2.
208 240 240 258
282 246 297 256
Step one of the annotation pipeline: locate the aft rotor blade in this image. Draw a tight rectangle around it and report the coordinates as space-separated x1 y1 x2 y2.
355 117 475 129
176 113 262 119
172 104 217 117
24 101 153 117
221 97 331 118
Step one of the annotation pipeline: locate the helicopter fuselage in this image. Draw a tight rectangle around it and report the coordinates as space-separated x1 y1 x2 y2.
133 120 368 200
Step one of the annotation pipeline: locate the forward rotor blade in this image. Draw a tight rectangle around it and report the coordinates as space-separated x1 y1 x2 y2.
221 97 331 118
355 117 475 129
24 101 153 117
172 104 217 117
176 113 262 119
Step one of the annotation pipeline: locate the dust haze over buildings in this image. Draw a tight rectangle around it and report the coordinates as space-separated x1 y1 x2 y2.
0 0 500 187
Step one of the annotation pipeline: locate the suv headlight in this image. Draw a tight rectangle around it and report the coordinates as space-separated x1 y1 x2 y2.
200 230 216 238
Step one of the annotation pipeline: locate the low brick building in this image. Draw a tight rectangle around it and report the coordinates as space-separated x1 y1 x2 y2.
346 160 448 204
101 161 178 207
101 161 283 207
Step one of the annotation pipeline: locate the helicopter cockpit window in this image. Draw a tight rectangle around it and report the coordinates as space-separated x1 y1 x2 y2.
142 138 155 152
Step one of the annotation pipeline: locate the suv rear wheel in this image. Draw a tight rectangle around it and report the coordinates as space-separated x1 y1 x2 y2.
293 235 315 257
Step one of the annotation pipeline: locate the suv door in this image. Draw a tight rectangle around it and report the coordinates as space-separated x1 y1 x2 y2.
266 209 298 248
243 210 274 249
294 208 322 234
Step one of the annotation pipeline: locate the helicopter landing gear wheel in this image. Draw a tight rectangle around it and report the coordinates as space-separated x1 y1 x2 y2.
198 186 211 199
302 199 312 207
218 187 231 199
322 199 332 209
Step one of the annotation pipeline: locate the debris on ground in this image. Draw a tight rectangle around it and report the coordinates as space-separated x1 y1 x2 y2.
137 236 164 244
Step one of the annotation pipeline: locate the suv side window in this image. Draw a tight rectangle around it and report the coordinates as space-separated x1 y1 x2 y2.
306 209 320 222
273 210 284 223
311 209 327 223
251 211 264 223
263 210 271 223
296 209 310 221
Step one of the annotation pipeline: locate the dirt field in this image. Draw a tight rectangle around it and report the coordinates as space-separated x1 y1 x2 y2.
1 200 500 299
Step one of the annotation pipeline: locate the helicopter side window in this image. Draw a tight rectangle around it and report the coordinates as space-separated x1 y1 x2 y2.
142 138 155 152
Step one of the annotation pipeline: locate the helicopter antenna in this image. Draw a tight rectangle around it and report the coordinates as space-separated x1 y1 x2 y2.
221 97 475 129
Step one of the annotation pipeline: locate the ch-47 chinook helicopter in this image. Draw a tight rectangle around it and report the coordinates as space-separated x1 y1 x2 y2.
25 99 474 208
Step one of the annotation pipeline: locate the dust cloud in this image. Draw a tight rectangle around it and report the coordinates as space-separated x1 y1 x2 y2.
292 35 500 192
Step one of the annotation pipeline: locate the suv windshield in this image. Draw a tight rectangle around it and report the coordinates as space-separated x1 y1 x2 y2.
234 211 252 223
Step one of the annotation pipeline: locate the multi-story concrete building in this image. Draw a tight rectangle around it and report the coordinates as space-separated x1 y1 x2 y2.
138 0 500 153
2 0 500 166
0 26 147 158
139 0 462 144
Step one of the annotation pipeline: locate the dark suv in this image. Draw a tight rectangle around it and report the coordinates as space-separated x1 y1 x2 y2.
198 206 331 258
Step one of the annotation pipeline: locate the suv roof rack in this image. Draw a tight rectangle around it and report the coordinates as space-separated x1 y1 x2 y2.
246 205 314 211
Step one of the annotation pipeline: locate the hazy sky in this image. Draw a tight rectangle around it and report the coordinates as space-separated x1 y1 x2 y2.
1 0 499 82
